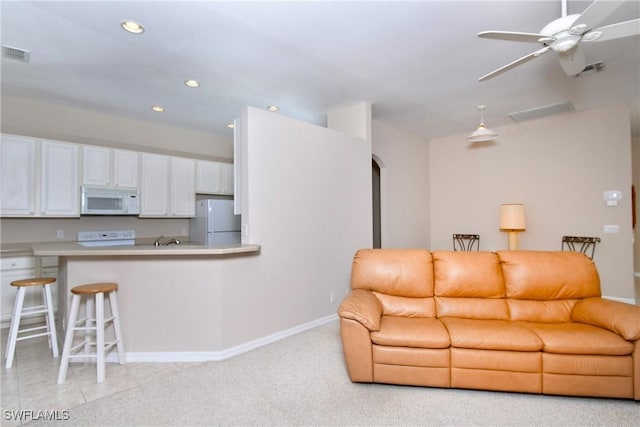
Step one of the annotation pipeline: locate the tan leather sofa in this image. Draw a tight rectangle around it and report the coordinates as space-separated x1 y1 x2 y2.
338 249 640 399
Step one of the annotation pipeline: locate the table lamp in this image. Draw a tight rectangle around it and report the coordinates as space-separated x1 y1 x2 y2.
500 203 526 250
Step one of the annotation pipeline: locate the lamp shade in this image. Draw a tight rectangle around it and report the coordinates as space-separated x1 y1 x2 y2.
500 203 526 231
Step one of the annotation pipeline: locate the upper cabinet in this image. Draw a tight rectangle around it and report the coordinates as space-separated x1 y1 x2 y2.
196 160 234 195
40 140 80 217
82 145 138 188
1 135 36 216
1 136 79 217
140 154 195 217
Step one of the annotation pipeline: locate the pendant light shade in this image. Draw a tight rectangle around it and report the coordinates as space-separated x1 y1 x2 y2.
468 105 498 142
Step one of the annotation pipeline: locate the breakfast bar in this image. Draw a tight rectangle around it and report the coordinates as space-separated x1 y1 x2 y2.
30 242 261 361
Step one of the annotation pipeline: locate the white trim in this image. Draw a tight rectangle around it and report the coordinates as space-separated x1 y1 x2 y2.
602 295 636 305
116 314 338 363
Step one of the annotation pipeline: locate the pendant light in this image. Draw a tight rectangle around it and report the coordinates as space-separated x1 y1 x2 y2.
467 105 498 142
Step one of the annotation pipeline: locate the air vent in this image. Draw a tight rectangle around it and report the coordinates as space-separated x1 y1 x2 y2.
2 45 30 63
508 102 575 123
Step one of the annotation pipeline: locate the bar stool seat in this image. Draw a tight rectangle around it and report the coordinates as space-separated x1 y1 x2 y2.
57 282 124 384
5 277 59 369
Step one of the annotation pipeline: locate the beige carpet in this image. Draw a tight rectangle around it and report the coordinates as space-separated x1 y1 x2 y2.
26 320 640 426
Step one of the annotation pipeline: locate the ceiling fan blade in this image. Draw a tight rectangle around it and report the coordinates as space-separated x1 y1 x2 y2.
479 47 551 82
478 31 548 43
583 19 640 42
569 0 626 35
558 45 586 76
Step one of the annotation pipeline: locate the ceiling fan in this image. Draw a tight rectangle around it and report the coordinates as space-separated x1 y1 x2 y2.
477 0 640 81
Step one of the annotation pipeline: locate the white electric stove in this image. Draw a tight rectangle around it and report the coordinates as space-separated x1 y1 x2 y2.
77 230 136 247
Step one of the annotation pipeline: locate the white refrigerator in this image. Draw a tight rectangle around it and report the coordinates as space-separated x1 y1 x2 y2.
189 199 241 246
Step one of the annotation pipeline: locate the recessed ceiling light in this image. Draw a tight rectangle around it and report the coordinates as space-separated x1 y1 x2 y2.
151 105 165 112
227 123 235 129
184 79 200 88
266 105 279 112
121 20 145 34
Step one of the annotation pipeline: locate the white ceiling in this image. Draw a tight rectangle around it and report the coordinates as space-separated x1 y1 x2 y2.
2 0 639 143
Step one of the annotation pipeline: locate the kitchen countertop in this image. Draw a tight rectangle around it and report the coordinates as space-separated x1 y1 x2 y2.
3 242 260 257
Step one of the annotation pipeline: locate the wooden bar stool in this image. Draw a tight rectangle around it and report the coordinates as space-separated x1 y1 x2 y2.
57 282 125 384
5 277 59 369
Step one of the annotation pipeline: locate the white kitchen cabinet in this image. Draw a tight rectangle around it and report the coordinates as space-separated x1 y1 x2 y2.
140 154 196 217
83 145 138 188
170 157 195 216
139 153 169 216
41 140 80 216
1 135 36 216
0 256 59 329
196 160 234 195
220 162 234 195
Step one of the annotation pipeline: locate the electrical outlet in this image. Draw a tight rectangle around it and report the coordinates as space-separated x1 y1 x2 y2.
56 230 64 239
330 292 336 303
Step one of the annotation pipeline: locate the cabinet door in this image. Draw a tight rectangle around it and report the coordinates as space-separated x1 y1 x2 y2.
1 135 36 216
221 163 234 195
1 257 37 326
113 149 138 188
41 140 79 216
83 145 111 186
140 153 169 216
196 160 222 194
170 157 195 216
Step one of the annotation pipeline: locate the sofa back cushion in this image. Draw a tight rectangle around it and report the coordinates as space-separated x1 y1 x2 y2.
432 251 509 320
497 251 601 300
351 249 434 297
498 251 601 322
351 249 435 318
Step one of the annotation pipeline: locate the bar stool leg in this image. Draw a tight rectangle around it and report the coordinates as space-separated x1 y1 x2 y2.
95 292 106 383
57 294 80 385
5 287 26 369
109 291 125 364
42 283 59 357
84 296 94 363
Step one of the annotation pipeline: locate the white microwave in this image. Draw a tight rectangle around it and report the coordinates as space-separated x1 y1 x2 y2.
81 186 139 215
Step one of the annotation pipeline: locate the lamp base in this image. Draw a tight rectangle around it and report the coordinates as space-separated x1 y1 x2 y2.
508 231 519 250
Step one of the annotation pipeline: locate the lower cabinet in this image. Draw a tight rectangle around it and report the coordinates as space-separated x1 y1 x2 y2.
0 256 58 329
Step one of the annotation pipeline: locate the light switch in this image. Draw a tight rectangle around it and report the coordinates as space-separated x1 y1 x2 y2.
603 225 619 233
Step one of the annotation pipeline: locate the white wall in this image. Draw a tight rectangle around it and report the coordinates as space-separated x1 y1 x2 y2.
372 119 429 248
429 104 635 302
218 107 372 348
1 95 233 160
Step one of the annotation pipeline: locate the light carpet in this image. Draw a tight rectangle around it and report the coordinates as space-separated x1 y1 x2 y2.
26 320 639 426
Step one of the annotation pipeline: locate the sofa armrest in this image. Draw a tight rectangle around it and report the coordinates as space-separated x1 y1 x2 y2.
338 289 382 332
572 297 640 341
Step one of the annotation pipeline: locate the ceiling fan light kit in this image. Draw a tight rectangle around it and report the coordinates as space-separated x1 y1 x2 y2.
477 0 640 81
468 105 498 143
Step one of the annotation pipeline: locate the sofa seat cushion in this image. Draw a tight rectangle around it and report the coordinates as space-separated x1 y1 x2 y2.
441 318 543 351
520 322 634 355
370 316 450 349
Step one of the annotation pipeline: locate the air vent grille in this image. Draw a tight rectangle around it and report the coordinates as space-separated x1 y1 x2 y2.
508 102 575 123
2 45 30 63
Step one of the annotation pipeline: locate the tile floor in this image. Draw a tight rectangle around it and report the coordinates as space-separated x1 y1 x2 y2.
1 326 200 426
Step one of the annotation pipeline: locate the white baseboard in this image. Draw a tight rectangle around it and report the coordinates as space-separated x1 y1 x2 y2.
118 314 338 363
602 295 636 305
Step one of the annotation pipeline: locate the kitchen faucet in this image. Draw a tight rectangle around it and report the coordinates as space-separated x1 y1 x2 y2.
154 236 181 246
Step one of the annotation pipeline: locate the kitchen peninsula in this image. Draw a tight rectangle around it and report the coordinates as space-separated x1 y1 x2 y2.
30 242 260 361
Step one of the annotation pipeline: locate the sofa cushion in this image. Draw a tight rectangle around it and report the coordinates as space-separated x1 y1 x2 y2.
520 322 634 356
351 249 433 298
433 251 505 298
508 299 577 323
497 251 601 300
441 318 543 351
373 293 436 317
435 297 510 320
370 316 450 349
